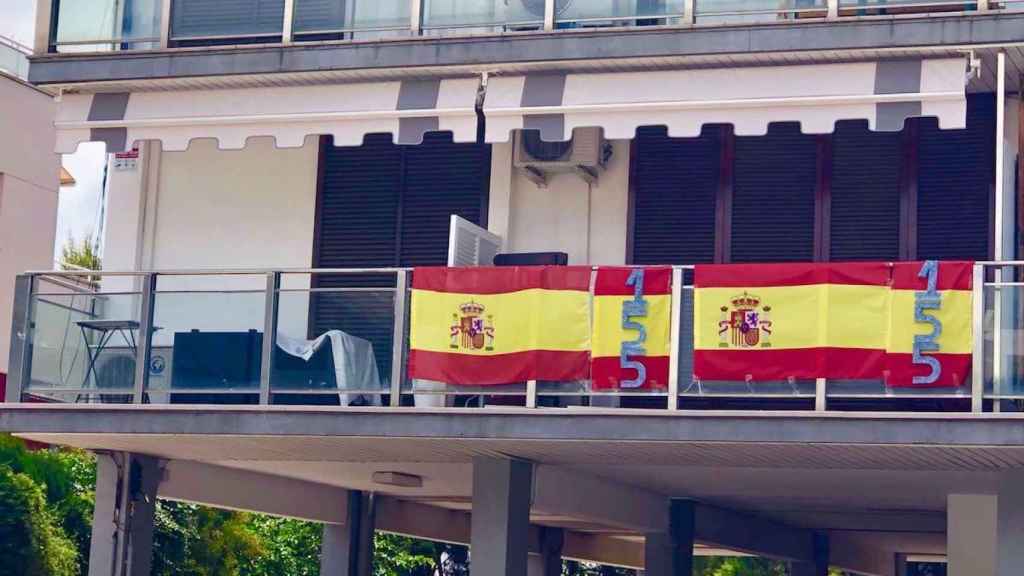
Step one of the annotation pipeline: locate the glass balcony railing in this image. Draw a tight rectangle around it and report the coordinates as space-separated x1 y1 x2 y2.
422 0 545 34
8 262 1013 413
45 0 1006 52
51 0 162 53
0 37 30 79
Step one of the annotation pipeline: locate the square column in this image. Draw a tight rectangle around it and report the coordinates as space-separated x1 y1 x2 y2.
321 491 375 576
471 457 534 576
791 534 829 576
948 473 1024 576
645 500 695 576
88 453 160 576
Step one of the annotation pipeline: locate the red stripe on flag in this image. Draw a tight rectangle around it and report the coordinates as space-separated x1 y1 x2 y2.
694 262 891 288
890 261 973 291
883 352 972 388
694 347 887 381
594 267 672 296
408 349 589 386
590 355 670 390
412 266 591 294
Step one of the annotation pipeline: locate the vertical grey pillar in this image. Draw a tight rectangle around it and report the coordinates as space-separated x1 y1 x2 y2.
948 472 1024 576
321 491 375 576
88 453 160 576
645 499 695 576
528 527 564 576
791 533 829 576
471 457 534 576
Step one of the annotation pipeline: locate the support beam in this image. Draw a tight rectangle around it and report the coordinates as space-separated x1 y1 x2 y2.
160 460 349 523
645 500 695 576
471 457 533 576
375 496 644 569
88 453 160 576
533 464 668 533
693 502 816 563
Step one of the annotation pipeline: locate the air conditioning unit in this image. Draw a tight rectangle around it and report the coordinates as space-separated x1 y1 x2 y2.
513 127 612 187
90 346 173 403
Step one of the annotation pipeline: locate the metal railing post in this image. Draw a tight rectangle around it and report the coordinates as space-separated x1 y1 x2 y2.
682 0 696 24
410 0 422 35
6 275 33 402
390 271 409 407
282 0 296 43
159 0 173 48
260 272 281 405
133 273 157 404
667 268 683 411
826 0 839 19
972 264 986 413
544 0 556 31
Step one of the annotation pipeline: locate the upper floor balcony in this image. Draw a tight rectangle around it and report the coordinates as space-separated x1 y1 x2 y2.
39 0 1023 55
27 0 1024 88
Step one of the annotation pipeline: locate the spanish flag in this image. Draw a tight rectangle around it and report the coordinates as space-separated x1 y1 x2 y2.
408 266 591 385
693 261 972 387
591 267 672 389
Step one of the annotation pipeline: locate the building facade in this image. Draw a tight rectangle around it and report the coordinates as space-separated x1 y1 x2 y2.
5 1 1024 575
0 36 59 402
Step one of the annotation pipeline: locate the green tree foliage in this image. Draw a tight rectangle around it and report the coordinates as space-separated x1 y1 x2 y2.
245 514 323 576
59 235 101 272
374 534 437 576
0 466 79 576
152 501 264 576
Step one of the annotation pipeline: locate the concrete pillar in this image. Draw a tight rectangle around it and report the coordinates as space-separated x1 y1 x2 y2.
88 453 160 576
948 473 1024 576
528 527 564 576
644 500 695 576
791 534 829 576
471 457 534 576
321 491 375 576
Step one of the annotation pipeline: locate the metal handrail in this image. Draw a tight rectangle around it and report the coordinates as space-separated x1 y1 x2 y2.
9 262 1009 413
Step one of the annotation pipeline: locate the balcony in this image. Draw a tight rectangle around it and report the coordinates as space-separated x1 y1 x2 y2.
7 261 1017 413
41 0 1014 53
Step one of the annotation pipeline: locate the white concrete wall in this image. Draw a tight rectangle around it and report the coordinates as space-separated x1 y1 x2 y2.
488 139 631 265
100 137 319 349
0 76 59 375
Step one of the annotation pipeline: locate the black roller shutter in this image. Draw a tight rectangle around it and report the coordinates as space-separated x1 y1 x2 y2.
830 121 902 261
917 95 994 261
732 124 817 263
630 126 720 265
312 134 491 379
402 136 490 265
171 0 284 44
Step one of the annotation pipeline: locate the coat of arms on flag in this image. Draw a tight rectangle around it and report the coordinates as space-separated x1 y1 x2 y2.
409 266 591 385
719 292 772 349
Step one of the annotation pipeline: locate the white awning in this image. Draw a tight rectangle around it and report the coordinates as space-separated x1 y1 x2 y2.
54 78 481 153
483 59 968 142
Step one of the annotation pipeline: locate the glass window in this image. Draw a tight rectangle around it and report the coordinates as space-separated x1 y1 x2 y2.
695 0 826 24
54 0 161 52
293 0 410 38
557 0 687 27
422 0 545 33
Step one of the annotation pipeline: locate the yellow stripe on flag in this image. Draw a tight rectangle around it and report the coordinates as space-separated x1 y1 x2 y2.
694 284 890 351
410 288 590 355
592 294 672 358
887 289 972 354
